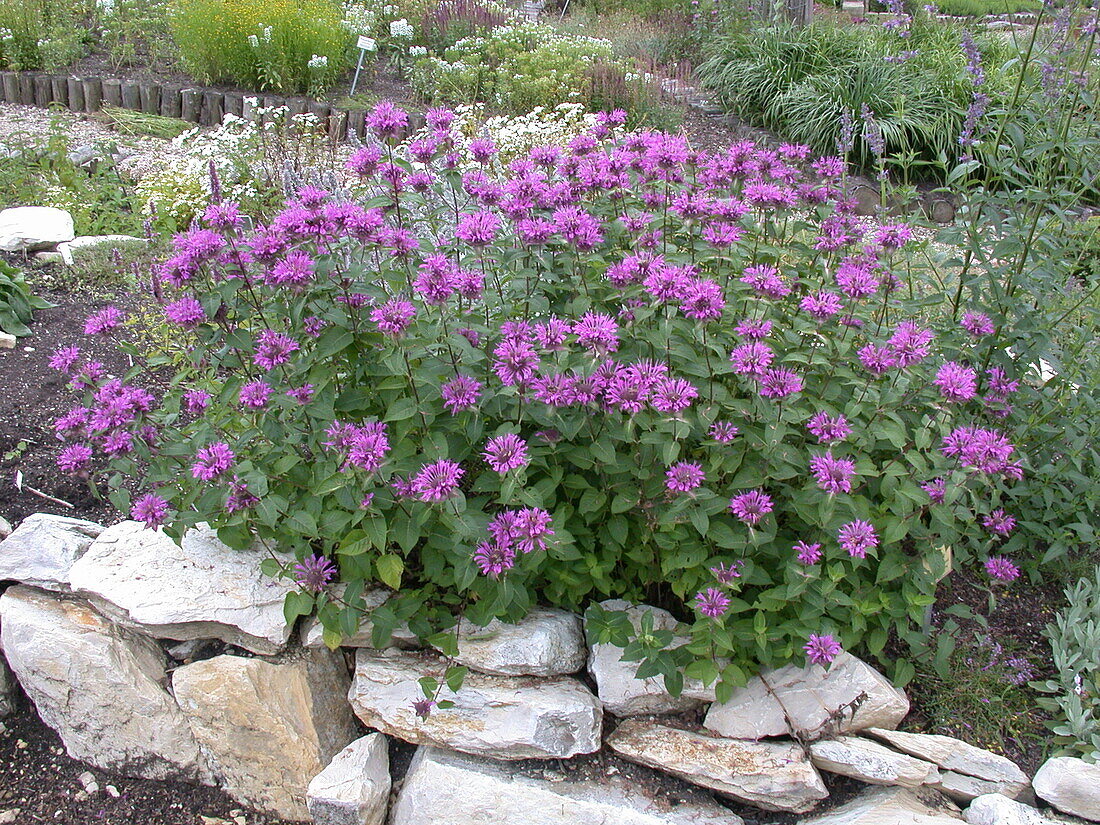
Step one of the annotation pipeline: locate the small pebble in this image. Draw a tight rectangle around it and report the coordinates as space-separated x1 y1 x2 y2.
105 785 120 798
78 770 99 794
15 739 27 749
0 808 21 824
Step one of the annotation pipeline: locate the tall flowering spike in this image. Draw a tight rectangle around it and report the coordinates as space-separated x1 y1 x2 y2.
729 489 773 526
293 554 337 592
483 434 529 474
838 519 878 558
804 634 843 666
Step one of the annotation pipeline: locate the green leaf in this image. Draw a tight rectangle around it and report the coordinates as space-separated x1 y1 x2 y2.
286 510 318 537
282 591 314 624
445 665 468 693
375 553 404 589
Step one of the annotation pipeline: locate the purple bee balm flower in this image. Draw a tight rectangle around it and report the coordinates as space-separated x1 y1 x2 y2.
804 633 843 666
165 296 206 328
101 431 135 457
985 555 1020 582
680 278 726 321
729 342 775 377
371 299 416 338
254 330 300 371
225 476 259 513
800 291 844 320
651 378 698 413
131 493 169 529
294 554 338 592
934 361 978 403
835 258 879 299
858 343 896 375
514 507 554 552
468 137 496 163
795 541 823 564
57 443 93 473
441 375 482 414
922 478 946 503
729 489 773 525
346 422 390 473
239 380 272 409
695 587 731 618
887 321 935 368
366 100 408 139
734 319 773 340
184 389 212 412
741 265 790 299
710 421 740 443
810 452 857 495
961 311 995 337
493 339 540 387
806 412 851 444
666 461 705 493
191 441 235 481
483 434 529 473
983 508 1016 536
286 384 314 405
49 346 81 372
838 519 878 558
573 312 620 354
759 368 803 399
84 306 124 335
412 698 436 718
412 459 464 502
941 426 1016 474
473 540 516 578
711 560 744 583
874 223 912 249
455 211 500 247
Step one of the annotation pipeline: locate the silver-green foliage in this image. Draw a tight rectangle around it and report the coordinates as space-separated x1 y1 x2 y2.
1038 565 1100 762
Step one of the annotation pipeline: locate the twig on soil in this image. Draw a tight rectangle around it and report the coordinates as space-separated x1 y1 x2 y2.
13 470 76 509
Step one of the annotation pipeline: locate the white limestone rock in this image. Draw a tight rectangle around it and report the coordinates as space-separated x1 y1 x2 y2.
965 793 1086 825
586 599 703 716
606 718 829 814
704 652 909 741
0 206 75 252
306 734 390 825
438 607 586 676
348 648 602 760
1033 756 1100 822
867 729 1030 789
801 786 963 825
0 332 13 349
0 513 103 590
932 770 1032 804
68 521 297 654
810 735 941 788
57 234 147 265
173 650 357 822
390 746 744 825
0 585 208 781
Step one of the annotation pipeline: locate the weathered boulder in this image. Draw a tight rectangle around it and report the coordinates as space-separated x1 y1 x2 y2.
57 234 147 266
439 608 587 677
390 746 743 825
965 793 1084 825
173 650 357 822
704 653 909 740
348 648 601 760
306 734 390 825
0 206 75 252
867 729 1030 799
606 718 828 814
809 735 940 788
0 513 103 590
801 786 963 825
0 585 207 781
587 600 703 716
1033 756 1100 822
68 521 297 654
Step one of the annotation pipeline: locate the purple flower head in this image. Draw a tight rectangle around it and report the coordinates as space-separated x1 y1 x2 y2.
455 211 500 247
238 380 272 409
695 587 731 618
184 389 212 413
441 375 482 414
741 265 790 300
294 554 338 592
795 541 823 564
371 300 417 338
286 384 314 405
367 100 408 139
679 278 726 321
53 406 89 439
961 311 995 337
922 478 946 503
934 361 978 403
810 452 857 495
412 698 436 719
226 476 259 513
57 443 93 473
191 442 235 481
412 459 464 502
801 291 844 320
468 137 496 163
266 250 314 288
941 426 1016 474
858 343 896 376
729 342 775 377
204 201 242 231
254 330 300 370
985 555 1020 582
874 223 912 250
50 346 82 373
804 633 843 666
666 461 705 494
838 519 878 558
131 493 170 529
514 507 554 553
835 258 879 299
345 422 391 473
729 489 773 526
735 319 773 340
983 508 1016 537
84 306 124 335
651 378 698 414
711 561 744 584
415 254 458 305
759 368 803 399
473 540 516 578
806 412 851 444
887 321 935 368
535 317 571 351
426 107 455 129
573 313 620 354
165 297 205 328
493 338 540 387
710 421 740 443
484 434 529 474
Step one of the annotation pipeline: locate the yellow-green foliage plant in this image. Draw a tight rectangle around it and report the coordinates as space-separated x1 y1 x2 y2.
168 0 348 93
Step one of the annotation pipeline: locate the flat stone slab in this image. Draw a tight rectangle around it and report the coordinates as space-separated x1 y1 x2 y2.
0 513 103 590
866 729 1029 789
801 786 963 825
390 746 744 825
1033 756 1100 822
0 206 75 252
68 521 297 654
173 651 357 822
441 607 587 677
0 585 208 781
606 718 828 814
810 735 940 788
705 653 909 740
965 792 1088 825
348 648 602 760
307 733 390 825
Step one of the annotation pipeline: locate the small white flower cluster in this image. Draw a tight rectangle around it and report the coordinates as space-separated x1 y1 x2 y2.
408 45 427 57
342 0 379 36
389 18 414 38
308 54 329 70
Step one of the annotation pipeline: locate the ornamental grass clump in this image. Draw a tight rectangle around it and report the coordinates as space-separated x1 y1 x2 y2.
55 102 1033 697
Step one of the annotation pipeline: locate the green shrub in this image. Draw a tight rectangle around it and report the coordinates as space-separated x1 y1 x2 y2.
95 0 175 71
0 260 52 337
932 0 1041 16
168 0 349 93
0 0 93 70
